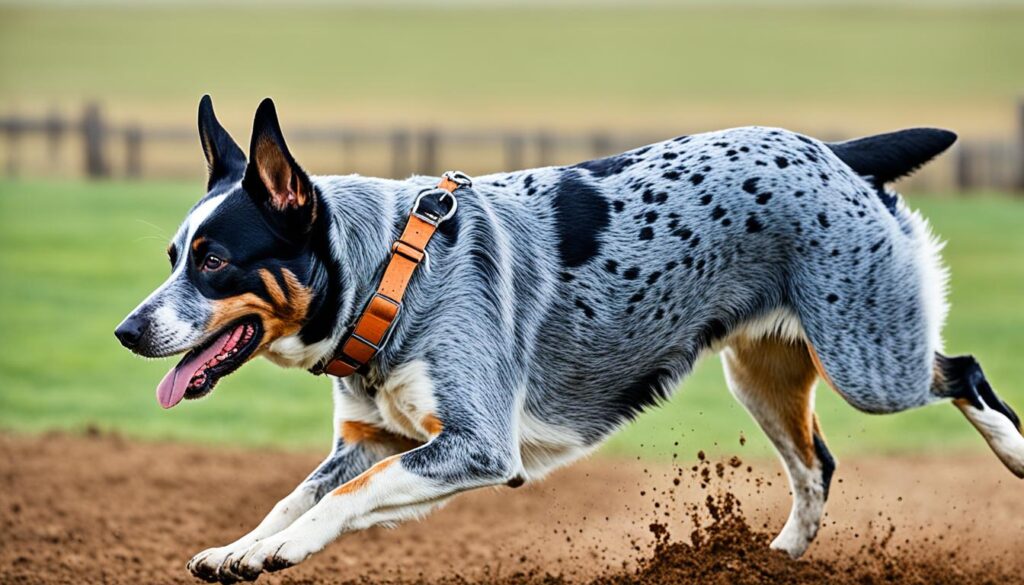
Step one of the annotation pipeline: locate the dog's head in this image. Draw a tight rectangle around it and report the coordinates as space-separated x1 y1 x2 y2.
116 96 329 408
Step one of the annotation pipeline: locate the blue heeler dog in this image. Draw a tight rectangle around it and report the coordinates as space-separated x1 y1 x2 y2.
115 96 1023 583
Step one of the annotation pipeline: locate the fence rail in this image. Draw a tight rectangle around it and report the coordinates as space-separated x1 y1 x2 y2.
2 102 1023 192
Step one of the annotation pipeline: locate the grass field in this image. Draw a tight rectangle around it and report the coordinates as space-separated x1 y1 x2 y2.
0 179 1022 459
1 4 1022 134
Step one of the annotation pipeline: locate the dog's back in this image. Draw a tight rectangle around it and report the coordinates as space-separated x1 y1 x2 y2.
403 126 937 444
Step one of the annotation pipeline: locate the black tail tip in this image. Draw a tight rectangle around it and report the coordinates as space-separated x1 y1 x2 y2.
827 127 958 185
918 127 958 150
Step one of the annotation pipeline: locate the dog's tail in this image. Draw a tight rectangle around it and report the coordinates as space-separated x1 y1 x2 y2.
826 128 957 188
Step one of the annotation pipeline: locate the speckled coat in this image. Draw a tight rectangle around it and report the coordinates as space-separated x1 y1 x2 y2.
116 98 1022 583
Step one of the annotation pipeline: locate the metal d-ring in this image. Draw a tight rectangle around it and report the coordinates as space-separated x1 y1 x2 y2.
412 187 459 225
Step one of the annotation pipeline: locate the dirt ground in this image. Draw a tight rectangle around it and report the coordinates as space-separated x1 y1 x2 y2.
2 432 1022 585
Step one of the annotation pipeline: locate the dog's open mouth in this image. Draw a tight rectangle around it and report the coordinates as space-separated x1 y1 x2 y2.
155 318 263 409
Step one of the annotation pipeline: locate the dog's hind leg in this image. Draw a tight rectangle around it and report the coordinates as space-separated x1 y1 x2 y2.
934 353 1024 477
722 335 835 558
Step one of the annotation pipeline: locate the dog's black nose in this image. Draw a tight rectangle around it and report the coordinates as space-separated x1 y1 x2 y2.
114 315 146 350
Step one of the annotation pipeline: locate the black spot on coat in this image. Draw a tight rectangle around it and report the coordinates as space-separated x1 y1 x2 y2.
552 171 610 268
574 154 638 178
745 215 764 233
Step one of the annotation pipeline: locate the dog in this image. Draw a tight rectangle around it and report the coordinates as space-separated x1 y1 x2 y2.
115 96 1024 583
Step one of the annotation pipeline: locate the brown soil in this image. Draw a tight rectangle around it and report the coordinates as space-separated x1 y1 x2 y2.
1 432 1022 585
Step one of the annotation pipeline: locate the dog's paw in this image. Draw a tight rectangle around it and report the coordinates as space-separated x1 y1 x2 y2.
187 543 254 584
230 534 313 581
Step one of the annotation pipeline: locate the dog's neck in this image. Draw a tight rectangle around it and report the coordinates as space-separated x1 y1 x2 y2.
263 174 428 373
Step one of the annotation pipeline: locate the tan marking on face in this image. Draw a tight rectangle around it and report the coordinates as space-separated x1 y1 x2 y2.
191 236 207 252
332 456 396 496
726 336 819 467
421 414 443 437
206 267 312 350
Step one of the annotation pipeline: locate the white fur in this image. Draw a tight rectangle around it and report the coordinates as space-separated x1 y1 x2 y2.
232 457 489 577
264 335 337 369
516 400 592 480
731 307 806 345
956 401 1024 478
373 360 440 442
898 196 950 354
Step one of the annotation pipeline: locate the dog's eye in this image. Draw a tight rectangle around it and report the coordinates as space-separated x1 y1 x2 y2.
202 254 226 271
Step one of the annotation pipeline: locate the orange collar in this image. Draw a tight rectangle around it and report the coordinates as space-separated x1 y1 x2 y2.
318 171 470 378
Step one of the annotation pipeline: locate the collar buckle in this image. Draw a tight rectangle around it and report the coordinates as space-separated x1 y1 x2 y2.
319 170 472 378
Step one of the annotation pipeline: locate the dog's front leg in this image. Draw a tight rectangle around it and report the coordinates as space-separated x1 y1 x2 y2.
229 430 518 581
187 440 384 583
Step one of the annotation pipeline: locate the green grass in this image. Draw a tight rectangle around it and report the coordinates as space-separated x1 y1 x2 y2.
1 5 1021 126
1 180 1023 460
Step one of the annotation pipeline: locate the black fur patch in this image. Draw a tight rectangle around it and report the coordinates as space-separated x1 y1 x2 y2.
937 354 1021 431
575 298 596 319
574 154 638 178
813 433 836 500
551 172 610 268
695 318 727 350
612 367 674 418
745 214 764 233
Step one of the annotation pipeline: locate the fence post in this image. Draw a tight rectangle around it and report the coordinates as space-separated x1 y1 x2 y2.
1017 98 1024 192
503 133 525 171
4 114 21 177
536 131 554 167
81 102 109 179
390 129 411 179
419 129 439 176
590 132 611 158
954 143 970 193
125 125 142 178
45 108 64 172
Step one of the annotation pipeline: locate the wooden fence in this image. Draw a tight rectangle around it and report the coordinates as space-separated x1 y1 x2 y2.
2 101 1023 192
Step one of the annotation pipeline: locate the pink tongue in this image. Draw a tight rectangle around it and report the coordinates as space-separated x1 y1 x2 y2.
155 325 243 409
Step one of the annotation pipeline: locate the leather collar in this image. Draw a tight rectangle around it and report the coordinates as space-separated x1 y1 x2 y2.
313 171 470 378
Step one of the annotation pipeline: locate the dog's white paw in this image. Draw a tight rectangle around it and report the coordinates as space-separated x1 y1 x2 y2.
188 539 272 584
770 514 820 559
187 543 249 583
229 533 314 581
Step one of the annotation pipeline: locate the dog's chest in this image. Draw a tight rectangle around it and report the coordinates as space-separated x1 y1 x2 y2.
367 361 441 442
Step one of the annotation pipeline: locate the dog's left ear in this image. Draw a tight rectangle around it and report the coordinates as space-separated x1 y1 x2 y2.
244 98 316 234
198 95 246 189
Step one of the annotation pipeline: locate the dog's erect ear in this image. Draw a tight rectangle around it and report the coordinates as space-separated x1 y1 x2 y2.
198 95 246 189
244 98 316 233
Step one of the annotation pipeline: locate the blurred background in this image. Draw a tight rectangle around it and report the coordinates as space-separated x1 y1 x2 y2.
0 0 1022 460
